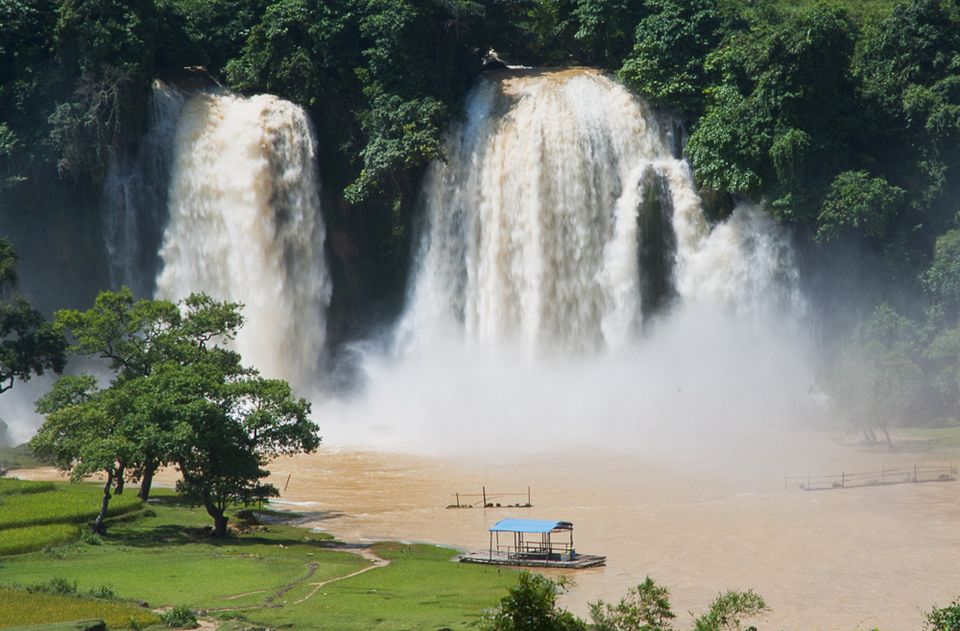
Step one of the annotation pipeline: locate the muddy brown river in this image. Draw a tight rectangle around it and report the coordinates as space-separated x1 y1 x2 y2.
263 432 960 631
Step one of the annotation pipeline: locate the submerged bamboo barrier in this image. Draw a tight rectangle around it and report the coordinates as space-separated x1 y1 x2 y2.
785 463 956 491
446 486 533 508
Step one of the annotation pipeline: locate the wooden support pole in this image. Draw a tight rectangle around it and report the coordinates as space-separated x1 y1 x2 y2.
456 492 460 508
482 486 487 507
528 486 531 505
283 473 291 492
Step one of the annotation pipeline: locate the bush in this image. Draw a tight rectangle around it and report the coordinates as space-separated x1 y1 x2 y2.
89 584 116 600
590 576 676 631
161 605 199 628
926 598 960 631
27 577 78 595
692 590 768 631
480 571 586 631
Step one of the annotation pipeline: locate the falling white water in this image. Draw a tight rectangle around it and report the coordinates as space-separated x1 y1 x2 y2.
102 80 185 296
399 68 795 357
156 92 331 388
327 68 815 455
677 201 806 317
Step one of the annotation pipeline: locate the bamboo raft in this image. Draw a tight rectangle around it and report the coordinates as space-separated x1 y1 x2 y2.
459 550 606 568
458 518 606 569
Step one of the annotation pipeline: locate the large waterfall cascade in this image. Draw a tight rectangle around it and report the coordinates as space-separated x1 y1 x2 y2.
400 68 802 356
156 92 331 388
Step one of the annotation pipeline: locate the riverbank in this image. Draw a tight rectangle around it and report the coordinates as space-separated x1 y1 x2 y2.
10 428 960 629
0 478 517 630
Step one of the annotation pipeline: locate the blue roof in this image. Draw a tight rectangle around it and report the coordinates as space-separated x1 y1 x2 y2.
490 519 573 533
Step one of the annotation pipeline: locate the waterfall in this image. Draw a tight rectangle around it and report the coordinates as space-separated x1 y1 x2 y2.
156 92 331 388
399 68 799 356
102 80 185 296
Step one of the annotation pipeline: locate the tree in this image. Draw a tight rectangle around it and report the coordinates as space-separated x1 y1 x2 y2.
31 375 136 533
54 288 243 500
34 290 320 536
590 576 676 631
691 590 768 631
480 571 587 631
619 0 724 115
168 356 319 537
818 305 927 445
923 229 960 318
0 238 66 394
686 5 859 223
816 170 906 242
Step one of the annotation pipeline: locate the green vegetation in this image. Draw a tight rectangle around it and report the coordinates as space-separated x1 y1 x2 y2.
0 483 518 630
1 0 960 374
0 478 141 535
0 238 65 397
926 597 960 630
480 572 586 631
481 573 769 631
590 577 675 631
31 289 319 535
0 443 43 470
0 587 158 630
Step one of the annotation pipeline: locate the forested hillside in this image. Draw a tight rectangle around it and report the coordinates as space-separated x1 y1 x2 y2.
2 0 959 432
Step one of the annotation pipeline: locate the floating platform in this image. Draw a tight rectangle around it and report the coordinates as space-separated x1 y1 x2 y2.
459 550 606 569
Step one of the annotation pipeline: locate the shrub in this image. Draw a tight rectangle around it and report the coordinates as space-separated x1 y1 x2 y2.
692 589 768 631
590 576 676 630
89 584 116 600
161 605 199 628
480 571 587 631
27 577 77 595
926 598 960 631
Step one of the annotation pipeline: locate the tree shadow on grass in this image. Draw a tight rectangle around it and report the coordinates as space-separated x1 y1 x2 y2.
107 520 338 551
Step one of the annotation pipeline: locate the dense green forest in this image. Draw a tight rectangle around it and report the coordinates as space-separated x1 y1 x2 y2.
1 0 960 434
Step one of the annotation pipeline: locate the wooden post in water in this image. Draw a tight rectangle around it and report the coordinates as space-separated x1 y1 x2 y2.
456 492 460 508
914 464 918 482
482 486 487 507
528 486 531 505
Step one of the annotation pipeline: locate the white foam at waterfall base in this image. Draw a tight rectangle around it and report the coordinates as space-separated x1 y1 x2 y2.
325 301 819 461
156 91 330 390
324 69 822 461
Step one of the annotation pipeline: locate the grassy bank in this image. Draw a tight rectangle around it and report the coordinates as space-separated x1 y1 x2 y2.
0 481 517 629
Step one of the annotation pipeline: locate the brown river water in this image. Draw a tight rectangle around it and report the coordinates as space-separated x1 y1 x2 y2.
17 432 960 630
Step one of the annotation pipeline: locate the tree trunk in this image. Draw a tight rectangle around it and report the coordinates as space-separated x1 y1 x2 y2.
92 470 114 534
138 463 155 501
204 500 229 538
114 466 125 495
882 426 893 449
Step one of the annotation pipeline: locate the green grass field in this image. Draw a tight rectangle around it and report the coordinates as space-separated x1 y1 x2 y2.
0 479 142 531
0 588 158 630
0 484 518 630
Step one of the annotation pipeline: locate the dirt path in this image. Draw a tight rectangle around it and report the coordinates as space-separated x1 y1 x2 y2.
291 545 390 605
210 543 389 612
